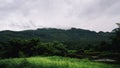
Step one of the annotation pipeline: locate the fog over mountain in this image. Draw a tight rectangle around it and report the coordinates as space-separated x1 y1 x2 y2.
0 0 120 31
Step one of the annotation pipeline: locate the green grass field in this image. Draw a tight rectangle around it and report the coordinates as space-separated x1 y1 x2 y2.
0 56 119 68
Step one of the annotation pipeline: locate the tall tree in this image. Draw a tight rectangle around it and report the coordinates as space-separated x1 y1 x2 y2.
111 27 120 52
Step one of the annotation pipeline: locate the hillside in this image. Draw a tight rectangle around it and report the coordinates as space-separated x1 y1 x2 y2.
0 28 111 43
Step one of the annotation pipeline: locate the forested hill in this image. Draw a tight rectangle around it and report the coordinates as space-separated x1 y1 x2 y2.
0 28 112 43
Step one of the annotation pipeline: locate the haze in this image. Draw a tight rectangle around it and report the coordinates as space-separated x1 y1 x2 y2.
0 0 120 32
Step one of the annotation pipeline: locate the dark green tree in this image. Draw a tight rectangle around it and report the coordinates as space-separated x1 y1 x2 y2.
111 28 120 52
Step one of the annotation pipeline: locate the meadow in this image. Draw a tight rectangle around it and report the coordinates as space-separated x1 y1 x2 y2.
0 56 119 68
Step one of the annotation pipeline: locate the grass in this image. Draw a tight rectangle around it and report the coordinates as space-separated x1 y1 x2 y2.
0 56 119 68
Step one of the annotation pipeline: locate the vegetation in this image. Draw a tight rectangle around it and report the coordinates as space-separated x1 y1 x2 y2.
0 28 111 44
92 28 120 61
0 38 67 58
0 27 120 68
0 56 119 68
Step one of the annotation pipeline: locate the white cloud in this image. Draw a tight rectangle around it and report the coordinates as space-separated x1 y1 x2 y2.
0 0 120 31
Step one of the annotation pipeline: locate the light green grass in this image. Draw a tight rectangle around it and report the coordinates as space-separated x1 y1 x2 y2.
0 56 119 68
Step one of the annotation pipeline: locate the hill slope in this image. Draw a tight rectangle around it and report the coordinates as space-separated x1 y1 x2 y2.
0 28 111 43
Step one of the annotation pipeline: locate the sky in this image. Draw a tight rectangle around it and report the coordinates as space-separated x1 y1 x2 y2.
0 0 120 32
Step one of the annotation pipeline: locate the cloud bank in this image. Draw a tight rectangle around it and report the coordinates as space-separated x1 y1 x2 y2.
0 0 120 31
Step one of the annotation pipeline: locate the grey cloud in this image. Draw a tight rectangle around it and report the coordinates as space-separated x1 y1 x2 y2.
0 0 120 31
77 0 120 18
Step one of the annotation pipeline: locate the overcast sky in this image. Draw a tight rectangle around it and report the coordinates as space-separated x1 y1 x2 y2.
0 0 120 32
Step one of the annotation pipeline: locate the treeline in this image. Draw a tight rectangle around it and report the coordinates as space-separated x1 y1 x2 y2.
96 28 120 52
0 28 111 43
0 28 120 60
0 39 67 58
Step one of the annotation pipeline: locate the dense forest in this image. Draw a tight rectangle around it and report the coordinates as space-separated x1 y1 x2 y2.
0 28 111 42
0 28 120 62
0 28 112 49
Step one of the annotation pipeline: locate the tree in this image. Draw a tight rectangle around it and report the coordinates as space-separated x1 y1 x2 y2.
111 28 120 52
97 41 110 51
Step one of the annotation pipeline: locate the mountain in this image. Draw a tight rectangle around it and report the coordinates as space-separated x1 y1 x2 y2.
0 28 112 44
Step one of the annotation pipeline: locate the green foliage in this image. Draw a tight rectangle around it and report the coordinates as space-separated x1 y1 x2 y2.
0 38 67 59
96 41 110 51
89 28 120 60
111 28 120 52
97 28 120 53
0 28 111 46
0 56 119 68
0 27 119 60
